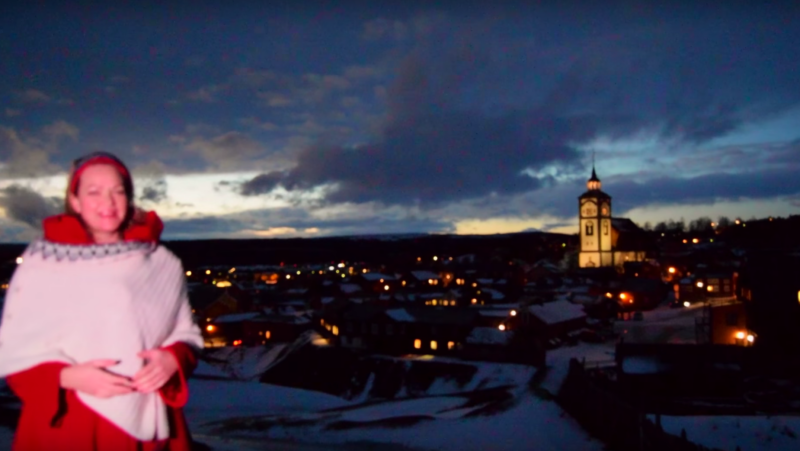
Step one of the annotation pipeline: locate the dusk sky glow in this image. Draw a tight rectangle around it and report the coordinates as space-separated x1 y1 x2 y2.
1 1 799 241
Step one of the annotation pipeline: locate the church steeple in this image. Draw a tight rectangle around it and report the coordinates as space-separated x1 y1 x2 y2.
587 153 601 191
579 151 612 268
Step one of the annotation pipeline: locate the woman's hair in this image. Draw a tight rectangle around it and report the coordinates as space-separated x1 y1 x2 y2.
64 151 137 229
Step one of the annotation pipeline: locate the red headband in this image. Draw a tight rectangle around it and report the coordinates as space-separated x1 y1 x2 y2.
69 155 132 195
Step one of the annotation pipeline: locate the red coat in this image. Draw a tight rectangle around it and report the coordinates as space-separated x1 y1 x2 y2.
6 343 197 451
5 212 199 450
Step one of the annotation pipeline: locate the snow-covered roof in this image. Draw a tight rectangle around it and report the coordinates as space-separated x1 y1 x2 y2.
248 313 312 325
340 283 362 294
481 303 518 309
321 297 336 304
477 278 493 284
213 312 261 324
419 292 446 299
279 300 306 306
411 270 440 281
572 294 602 305
554 293 571 302
478 310 513 318
466 327 509 345
385 308 416 322
362 272 396 281
482 288 505 300
528 300 586 325
284 288 308 295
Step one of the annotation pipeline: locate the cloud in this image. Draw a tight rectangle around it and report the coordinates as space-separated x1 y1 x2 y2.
236 7 800 212
187 84 227 103
0 185 61 228
607 167 800 214
257 92 294 108
183 131 266 171
109 75 130 84
132 161 169 205
15 89 51 103
4 108 21 117
185 56 207 67
42 120 80 141
163 205 452 239
237 117 279 132
362 18 410 42
0 121 78 178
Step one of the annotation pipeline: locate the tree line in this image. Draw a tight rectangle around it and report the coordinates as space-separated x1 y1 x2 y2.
639 216 755 233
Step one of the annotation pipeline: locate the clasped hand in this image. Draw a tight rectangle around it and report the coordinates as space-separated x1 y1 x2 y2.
60 349 179 398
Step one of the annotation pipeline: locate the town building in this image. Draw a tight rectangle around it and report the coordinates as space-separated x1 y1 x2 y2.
578 165 650 268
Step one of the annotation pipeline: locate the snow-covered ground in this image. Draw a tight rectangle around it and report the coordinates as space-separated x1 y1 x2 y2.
187 350 609 451
4 302 794 451
648 415 800 451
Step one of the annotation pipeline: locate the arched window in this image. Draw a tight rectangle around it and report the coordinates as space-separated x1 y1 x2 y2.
585 222 594 236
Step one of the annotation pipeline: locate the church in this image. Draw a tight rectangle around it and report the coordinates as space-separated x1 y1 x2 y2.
578 166 649 268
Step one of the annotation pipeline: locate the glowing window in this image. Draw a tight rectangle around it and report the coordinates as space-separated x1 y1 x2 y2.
447 341 455 350
414 339 421 349
430 341 438 350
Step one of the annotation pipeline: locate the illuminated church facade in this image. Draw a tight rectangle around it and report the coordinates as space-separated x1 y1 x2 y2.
578 167 648 268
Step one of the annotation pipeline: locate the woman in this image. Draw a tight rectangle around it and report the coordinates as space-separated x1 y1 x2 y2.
0 151 204 450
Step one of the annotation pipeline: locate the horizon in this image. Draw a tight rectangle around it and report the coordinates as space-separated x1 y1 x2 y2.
0 211 792 246
1 2 799 241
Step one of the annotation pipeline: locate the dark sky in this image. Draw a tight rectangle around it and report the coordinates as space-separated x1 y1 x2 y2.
1 1 799 240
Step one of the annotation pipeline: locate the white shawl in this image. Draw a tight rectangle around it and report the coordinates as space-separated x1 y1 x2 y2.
0 239 204 441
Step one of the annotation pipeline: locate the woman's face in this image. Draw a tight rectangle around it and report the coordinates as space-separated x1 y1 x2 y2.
68 164 128 243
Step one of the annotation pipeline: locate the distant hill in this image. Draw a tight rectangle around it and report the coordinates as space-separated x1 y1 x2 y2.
161 231 576 267
0 231 575 271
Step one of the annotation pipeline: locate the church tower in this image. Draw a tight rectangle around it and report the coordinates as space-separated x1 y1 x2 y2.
578 163 613 267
